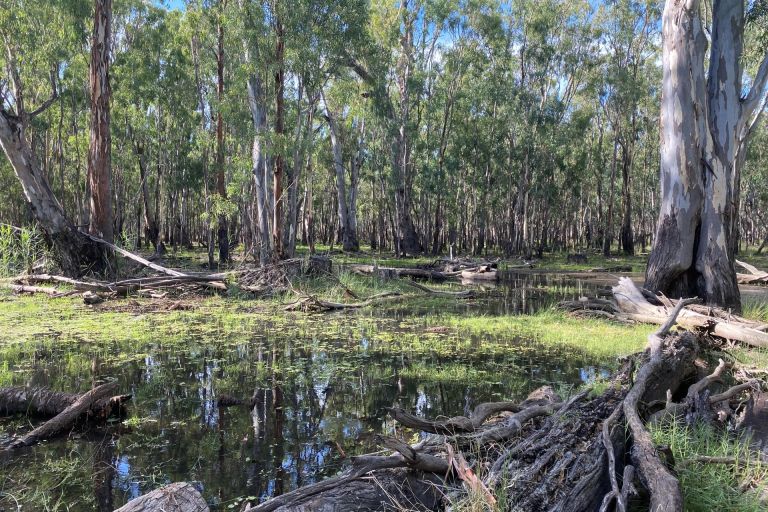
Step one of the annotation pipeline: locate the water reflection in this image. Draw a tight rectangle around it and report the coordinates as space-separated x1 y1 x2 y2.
0 273 617 510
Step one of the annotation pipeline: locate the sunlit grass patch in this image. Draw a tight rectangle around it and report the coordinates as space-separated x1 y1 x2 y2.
436 309 652 359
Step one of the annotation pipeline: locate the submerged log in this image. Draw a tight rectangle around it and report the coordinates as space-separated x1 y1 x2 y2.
113 482 209 512
0 386 130 418
283 291 403 312
3 382 126 450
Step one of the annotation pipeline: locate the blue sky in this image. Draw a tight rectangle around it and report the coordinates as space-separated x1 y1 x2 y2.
158 0 185 10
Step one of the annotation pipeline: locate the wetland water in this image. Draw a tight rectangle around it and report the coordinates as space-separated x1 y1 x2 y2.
1 272 620 510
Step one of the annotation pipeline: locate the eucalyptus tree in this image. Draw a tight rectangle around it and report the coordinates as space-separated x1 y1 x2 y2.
0 0 107 274
88 0 114 243
645 0 768 311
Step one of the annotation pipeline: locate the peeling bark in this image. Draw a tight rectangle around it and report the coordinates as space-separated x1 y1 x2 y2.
646 0 768 311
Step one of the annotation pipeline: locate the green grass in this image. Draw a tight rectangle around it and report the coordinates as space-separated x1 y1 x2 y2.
433 308 652 359
0 224 46 277
651 420 768 512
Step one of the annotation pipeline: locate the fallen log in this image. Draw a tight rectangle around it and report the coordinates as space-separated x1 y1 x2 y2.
560 277 768 348
3 382 123 450
401 279 475 298
588 265 633 273
17 272 228 297
349 264 453 280
0 386 130 419
736 259 768 284
283 291 402 312
83 232 185 277
113 482 209 512
2 283 75 296
460 268 499 281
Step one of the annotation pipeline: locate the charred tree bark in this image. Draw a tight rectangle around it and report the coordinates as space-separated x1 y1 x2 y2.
619 137 634 256
392 1 421 255
87 0 114 244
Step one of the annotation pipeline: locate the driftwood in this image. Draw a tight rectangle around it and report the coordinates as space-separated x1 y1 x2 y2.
113 482 209 512
0 386 130 418
560 277 768 348
736 259 768 284
460 266 499 281
2 382 126 450
349 264 453 280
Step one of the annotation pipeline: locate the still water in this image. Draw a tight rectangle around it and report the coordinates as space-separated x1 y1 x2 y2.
0 272 613 510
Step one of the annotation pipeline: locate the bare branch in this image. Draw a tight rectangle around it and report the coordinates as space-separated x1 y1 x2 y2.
742 51 768 137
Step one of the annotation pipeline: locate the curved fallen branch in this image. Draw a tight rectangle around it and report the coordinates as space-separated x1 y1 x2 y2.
402 279 475 298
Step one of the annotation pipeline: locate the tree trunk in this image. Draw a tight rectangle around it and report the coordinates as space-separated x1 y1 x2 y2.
130 131 159 250
272 9 286 260
190 32 215 269
215 2 229 265
392 0 421 256
347 117 363 252
619 139 634 255
88 0 114 244
646 0 768 311
603 136 618 257
323 90 358 252
0 109 98 275
247 56 272 265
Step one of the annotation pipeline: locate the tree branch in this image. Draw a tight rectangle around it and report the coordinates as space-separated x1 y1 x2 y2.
742 51 768 136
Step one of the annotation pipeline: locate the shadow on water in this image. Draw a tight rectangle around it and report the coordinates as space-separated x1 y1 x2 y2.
0 273 616 510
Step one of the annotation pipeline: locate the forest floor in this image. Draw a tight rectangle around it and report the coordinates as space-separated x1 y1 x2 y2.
1 246 767 510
